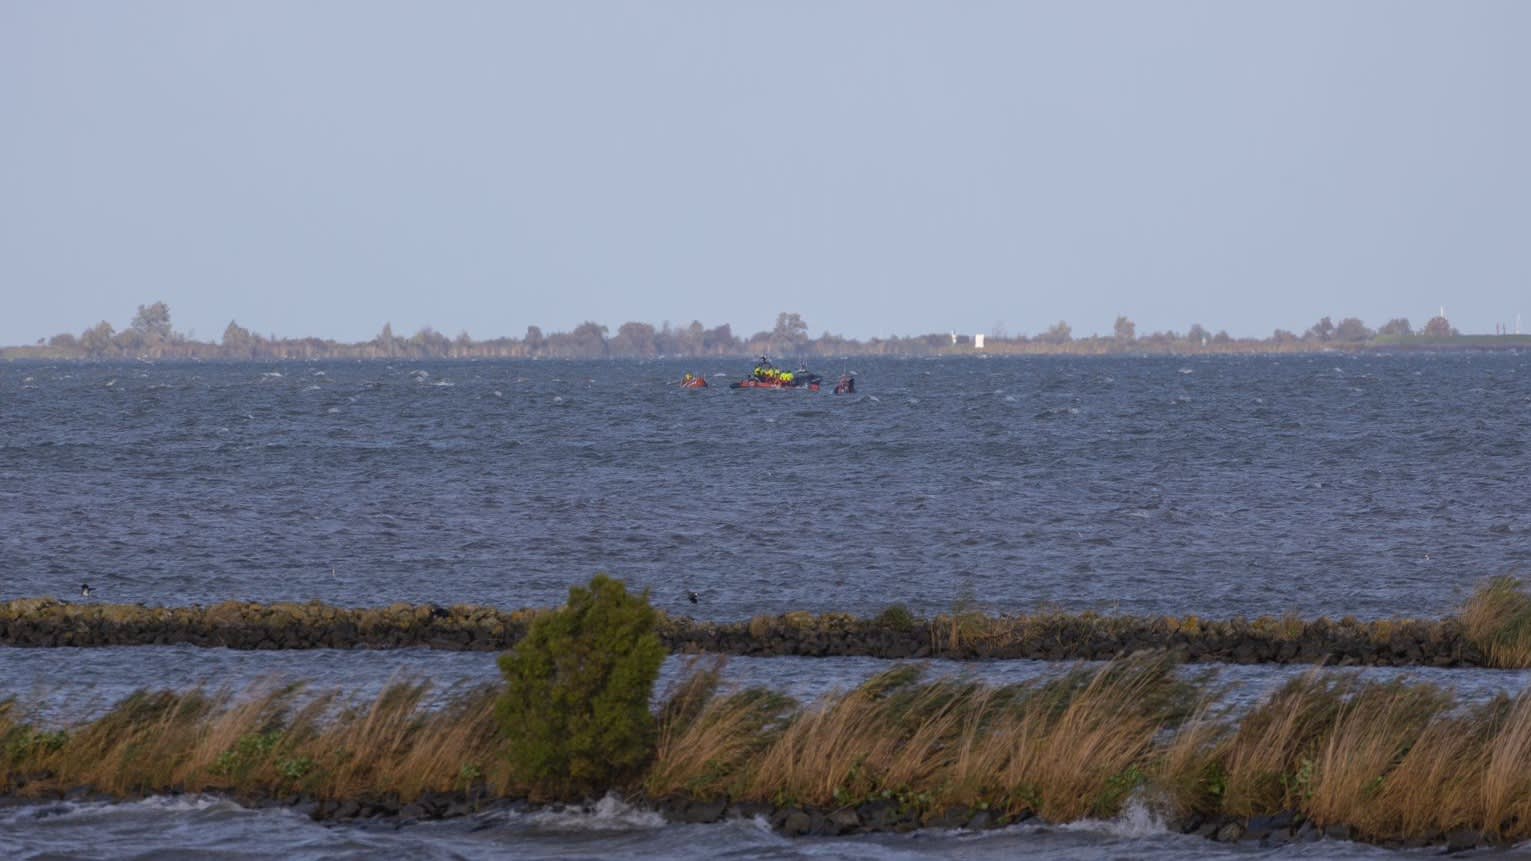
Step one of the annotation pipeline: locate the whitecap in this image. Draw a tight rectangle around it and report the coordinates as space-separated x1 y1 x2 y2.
521 793 666 832
1061 795 1170 838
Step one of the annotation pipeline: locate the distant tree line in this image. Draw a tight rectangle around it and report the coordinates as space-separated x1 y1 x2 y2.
6 303 1519 362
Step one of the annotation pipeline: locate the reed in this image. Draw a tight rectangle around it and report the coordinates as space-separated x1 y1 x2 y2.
1479 691 1531 838
1213 671 1349 818
1460 576 1531 668
8 655 1531 846
1146 703 1229 820
1367 708 1489 838
645 687 795 799
0 680 507 803
651 653 1190 822
1303 681 1453 834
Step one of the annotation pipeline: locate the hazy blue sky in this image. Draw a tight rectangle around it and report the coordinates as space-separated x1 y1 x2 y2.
3 1 1528 345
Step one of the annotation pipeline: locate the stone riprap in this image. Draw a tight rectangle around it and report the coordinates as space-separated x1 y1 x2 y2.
0 599 1488 666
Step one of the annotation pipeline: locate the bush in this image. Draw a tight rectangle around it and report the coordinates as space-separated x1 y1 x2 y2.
873 604 918 632
495 574 665 799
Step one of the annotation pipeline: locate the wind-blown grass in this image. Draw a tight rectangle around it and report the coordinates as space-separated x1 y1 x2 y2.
1460 575 1531 668
7 656 1531 845
0 680 509 803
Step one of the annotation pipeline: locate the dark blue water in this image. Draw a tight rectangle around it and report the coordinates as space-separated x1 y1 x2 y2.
2 355 1527 619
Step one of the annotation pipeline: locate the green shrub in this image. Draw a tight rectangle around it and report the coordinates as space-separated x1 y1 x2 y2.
874 604 918 632
495 574 665 799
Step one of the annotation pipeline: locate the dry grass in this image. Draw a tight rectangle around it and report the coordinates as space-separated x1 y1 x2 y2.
650 653 1190 821
1148 703 1230 819
1304 682 1453 833
1216 671 1350 818
1460 576 1531 668
11 654 1531 844
646 687 796 799
1367 710 1490 838
1479 692 1531 837
0 679 507 803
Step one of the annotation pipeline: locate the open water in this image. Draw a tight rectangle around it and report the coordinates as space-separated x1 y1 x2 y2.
2 354 1530 858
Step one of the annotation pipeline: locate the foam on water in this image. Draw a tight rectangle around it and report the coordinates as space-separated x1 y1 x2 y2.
518 793 667 832
1061 795 1169 839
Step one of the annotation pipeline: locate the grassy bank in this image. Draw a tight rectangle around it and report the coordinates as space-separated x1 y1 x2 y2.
4 654 1531 846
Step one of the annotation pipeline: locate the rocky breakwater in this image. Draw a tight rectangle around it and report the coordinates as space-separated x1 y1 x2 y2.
658 609 1489 667
0 598 532 650
0 599 1493 666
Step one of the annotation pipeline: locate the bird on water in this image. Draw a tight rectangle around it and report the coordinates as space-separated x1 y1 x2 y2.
79 583 92 599
687 591 699 605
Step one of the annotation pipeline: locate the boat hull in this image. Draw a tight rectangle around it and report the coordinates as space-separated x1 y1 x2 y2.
729 379 819 391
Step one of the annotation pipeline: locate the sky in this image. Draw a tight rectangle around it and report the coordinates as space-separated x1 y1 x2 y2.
2 1 1528 346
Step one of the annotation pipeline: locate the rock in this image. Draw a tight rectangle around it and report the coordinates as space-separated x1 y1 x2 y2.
780 808 812 836
1246 810 1296 839
804 810 837 836
856 799 901 830
652 796 686 820
1445 828 1482 853
924 805 970 829
683 798 728 824
1215 822 1246 843
726 801 773 821
826 808 861 834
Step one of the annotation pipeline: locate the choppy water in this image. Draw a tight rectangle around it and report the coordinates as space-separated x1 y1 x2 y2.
3 354 1530 858
2 355 1527 619
0 792 1440 861
4 647 1531 727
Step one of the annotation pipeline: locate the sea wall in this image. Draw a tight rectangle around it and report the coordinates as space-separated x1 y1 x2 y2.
0 599 1488 666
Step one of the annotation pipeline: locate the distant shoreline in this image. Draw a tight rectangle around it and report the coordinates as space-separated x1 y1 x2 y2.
2 329 1531 360
7 302 1526 361
3 337 1528 362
